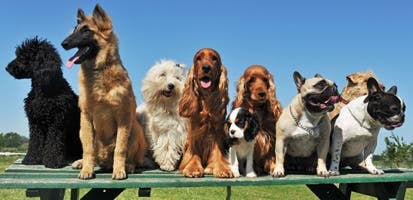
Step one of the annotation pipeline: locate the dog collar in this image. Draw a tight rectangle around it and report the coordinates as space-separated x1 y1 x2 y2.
340 97 349 105
289 105 320 136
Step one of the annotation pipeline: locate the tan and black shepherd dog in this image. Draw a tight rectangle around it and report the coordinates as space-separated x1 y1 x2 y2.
61 4 147 180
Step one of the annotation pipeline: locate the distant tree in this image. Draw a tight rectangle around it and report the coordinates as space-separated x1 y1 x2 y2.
0 132 29 149
381 133 413 168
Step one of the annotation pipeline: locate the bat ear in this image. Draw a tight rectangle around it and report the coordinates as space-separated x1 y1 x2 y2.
293 71 306 92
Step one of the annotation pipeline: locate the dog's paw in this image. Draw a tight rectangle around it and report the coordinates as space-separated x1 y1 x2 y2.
272 166 285 178
71 159 83 169
160 164 176 172
328 170 340 176
213 168 234 178
204 167 213 174
246 171 257 178
230 167 240 178
78 168 95 180
317 169 330 177
183 166 204 178
367 168 384 175
112 167 127 180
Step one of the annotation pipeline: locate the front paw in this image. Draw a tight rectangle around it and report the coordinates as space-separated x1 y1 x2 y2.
367 167 384 175
328 170 340 176
317 169 330 177
160 163 176 172
71 159 83 169
78 167 95 179
112 167 127 180
246 171 257 178
230 166 240 178
213 167 234 178
272 166 285 178
183 166 204 178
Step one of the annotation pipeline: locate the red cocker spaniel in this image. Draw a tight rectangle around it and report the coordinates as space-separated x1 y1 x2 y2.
232 65 282 175
179 48 233 178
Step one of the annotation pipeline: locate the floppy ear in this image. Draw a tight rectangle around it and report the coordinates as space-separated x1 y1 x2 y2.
92 4 112 32
217 65 230 115
179 65 199 117
267 72 283 121
293 71 305 92
232 73 247 109
244 112 259 142
77 8 87 24
387 86 397 95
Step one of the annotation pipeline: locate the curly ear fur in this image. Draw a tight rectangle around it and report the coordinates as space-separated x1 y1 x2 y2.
267 73 282 121
218 65 229 114
179 65 199 117
245 112 259 142
232 74 247 109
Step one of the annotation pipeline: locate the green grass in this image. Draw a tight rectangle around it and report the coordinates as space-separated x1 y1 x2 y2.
0 156 412 199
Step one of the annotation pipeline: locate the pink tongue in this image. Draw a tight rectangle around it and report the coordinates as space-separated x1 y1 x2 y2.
325 96 339 104
66 56 79 69
201 81 212 89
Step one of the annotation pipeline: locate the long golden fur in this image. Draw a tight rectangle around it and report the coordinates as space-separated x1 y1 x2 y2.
178 48 233 178
232 65 282 175
62 4 147 180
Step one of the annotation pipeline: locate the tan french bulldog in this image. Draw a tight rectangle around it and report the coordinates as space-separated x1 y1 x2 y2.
273 71 339 177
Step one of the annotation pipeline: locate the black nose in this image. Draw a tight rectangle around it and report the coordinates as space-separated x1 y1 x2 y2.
230 130 235 135
202 65 211 73
167 83 175 90
258 91 266 98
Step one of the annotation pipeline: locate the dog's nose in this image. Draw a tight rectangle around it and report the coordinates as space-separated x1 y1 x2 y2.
202 65 211 73
230 130 235 135
167 83 175 90
258 91 266 98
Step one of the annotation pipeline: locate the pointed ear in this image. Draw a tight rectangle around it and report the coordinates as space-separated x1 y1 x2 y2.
92 4 112 31
367 77 382 95
387 86 397 95
77 8 86 24
314 73 323 78
293 71 305 92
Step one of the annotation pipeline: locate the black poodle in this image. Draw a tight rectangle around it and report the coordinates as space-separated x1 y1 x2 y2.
5 37 82 168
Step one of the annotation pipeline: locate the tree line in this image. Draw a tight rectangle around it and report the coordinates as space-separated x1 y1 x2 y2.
0 132 28 152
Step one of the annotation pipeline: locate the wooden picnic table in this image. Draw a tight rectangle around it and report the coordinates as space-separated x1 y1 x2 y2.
0 158 412 200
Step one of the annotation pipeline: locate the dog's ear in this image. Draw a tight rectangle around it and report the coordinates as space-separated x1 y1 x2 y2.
314 73 323 78
92 4 112 32
267 71 282 121
77 8 86 24
293 71 306 92
244 112 259 142
367 77 382 95
179 65 199 117
232 74 247 109
387 86 397 95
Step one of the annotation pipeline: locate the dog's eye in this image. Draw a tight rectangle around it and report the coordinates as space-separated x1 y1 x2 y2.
196 56 202 62
315 80 327 89
249 77 256 83
80 26 91 33
175 76 181 81
211 56 218 61
160 73 166 77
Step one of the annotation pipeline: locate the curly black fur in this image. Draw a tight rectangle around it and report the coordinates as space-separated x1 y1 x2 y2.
5 37 82 168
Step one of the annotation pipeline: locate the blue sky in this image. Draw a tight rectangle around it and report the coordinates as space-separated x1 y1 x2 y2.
0 1 411 153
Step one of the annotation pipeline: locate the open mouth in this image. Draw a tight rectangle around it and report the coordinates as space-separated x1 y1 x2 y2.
307 95 340 111
66 46 92 68
162 90 173 97
200 76 212 89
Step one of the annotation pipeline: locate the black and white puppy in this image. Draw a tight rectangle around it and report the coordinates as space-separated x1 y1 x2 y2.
225 107 259 177
329 78 405 175
273 71 340 177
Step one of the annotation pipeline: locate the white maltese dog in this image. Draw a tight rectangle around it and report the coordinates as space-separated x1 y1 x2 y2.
137 60 187 171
